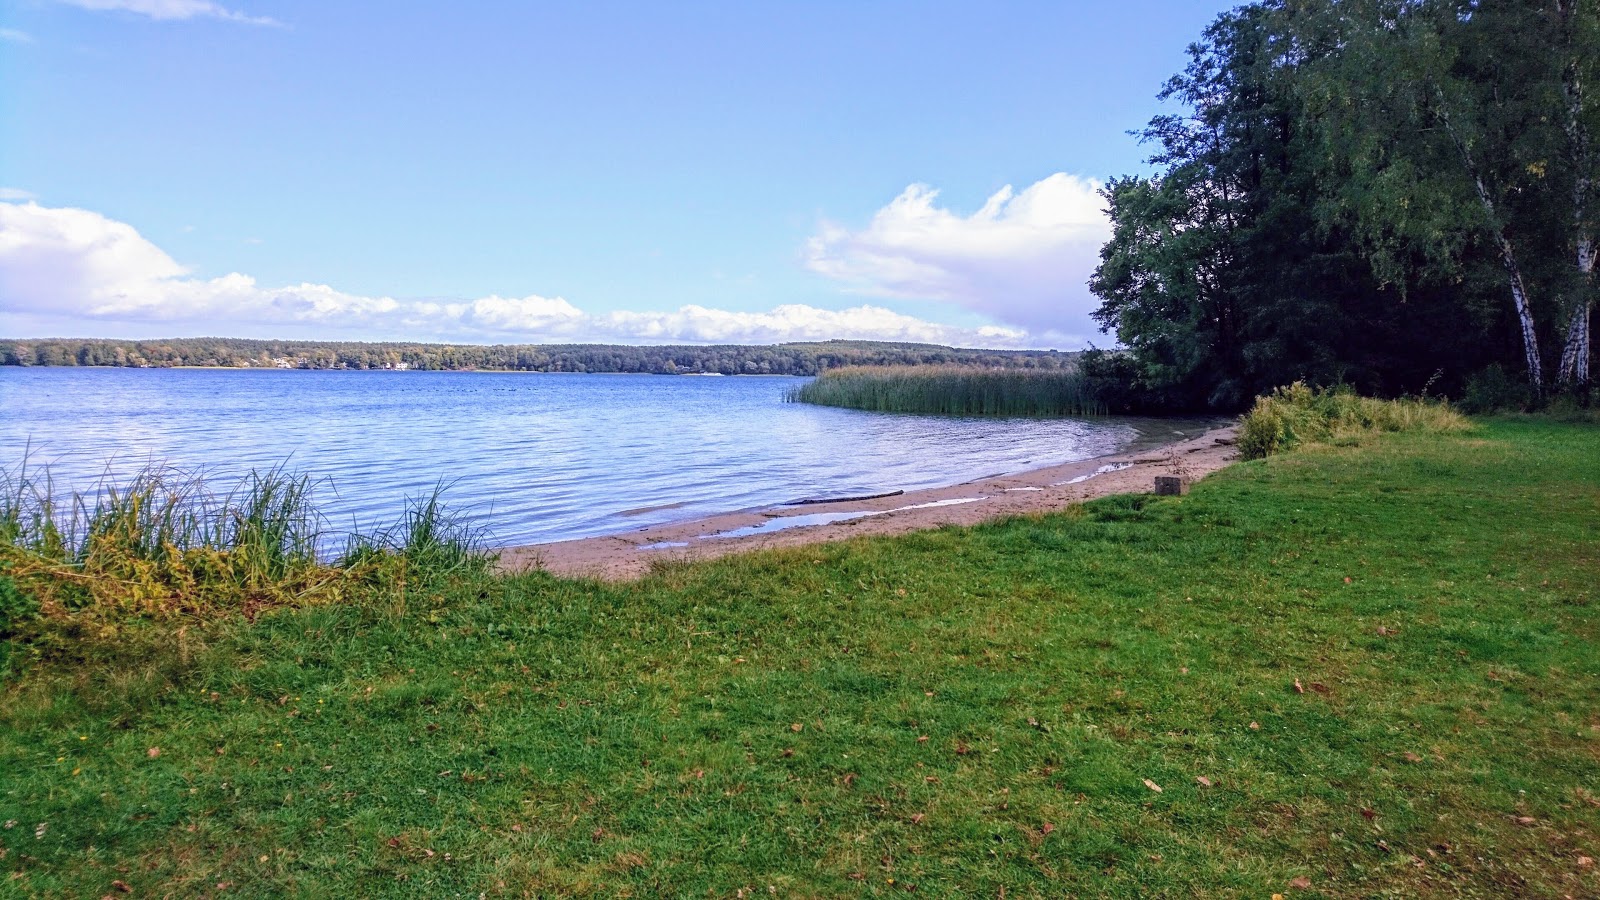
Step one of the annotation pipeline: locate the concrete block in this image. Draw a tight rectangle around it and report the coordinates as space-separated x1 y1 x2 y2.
1154 475 1188 496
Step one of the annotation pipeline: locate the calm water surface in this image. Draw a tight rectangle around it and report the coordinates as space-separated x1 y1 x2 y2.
0 368 1215 545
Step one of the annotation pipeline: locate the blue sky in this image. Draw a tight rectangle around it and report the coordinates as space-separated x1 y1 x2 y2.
0 0 1235 348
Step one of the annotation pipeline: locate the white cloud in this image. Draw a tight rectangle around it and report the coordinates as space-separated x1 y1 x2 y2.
0 201 1036 348
806 173 1110 342
0 188 36 201
53 0 279 26
0 28 34 43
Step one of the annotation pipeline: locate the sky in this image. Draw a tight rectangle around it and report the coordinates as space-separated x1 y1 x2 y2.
0 0 1235 349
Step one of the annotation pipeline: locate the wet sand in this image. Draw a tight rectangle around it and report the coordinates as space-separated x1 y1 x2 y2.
499 422 1240 581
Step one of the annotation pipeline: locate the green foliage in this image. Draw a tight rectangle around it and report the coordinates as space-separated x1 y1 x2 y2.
0 420 1595 895
1460 364 1534 414
340 484 492 582
787 365 1106 416
1092 0 1597 409
1238 382 1472 459
0 337 1078 376
0 461 488 651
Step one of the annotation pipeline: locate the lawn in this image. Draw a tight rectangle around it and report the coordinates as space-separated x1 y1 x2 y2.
1 418 1596 897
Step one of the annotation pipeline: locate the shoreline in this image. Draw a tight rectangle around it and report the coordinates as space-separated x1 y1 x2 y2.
500 421 1241 581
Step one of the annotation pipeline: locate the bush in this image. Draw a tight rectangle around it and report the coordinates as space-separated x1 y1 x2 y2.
1238 382 1472 460
1459 365 1532 414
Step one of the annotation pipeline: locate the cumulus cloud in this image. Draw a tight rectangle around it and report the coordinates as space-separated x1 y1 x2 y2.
806 173 1110 343
0 201 1032 348
53 0 279 26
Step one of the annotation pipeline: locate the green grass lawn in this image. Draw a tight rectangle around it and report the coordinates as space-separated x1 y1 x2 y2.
1 418 1596 897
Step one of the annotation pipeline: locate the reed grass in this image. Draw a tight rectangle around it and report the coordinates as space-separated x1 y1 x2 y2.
787 365 1106 416
0 459 490 649
1238 381 1473 459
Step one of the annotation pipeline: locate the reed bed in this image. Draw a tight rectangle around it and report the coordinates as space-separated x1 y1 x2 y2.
787 365 1106 417
0 459 489 649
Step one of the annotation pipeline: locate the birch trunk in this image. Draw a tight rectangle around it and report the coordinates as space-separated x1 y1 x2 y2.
1558 236 1593 387
1437 93 1544 394
1556 0 1592 390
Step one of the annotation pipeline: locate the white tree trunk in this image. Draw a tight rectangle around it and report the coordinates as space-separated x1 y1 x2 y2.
1496 231 1545 393
1438 93 1545 394
1557 1 1593 391
1558 235 1594 388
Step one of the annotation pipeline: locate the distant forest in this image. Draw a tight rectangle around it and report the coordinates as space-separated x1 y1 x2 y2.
0 338 1075 376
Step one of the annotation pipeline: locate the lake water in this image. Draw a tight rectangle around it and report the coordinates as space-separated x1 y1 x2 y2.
0 368 1214 546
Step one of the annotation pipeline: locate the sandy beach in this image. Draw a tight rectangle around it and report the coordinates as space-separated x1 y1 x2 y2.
500 421 1240 580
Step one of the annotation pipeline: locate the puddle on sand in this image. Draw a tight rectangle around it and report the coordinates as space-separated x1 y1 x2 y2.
637 540 690 550
1055 462 1134 486
1003 486 1044 493
697 496 988 541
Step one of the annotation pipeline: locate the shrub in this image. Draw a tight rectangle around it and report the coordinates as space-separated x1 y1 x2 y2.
1459 364 1532 414
1238 382 1472 460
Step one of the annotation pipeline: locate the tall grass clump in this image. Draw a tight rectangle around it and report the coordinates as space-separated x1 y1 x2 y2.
340 482 493 582
787 365 1107 417
1238 381 1472 459
0 460 490 656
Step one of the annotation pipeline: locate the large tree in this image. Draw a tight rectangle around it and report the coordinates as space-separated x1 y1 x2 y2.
1092 0 1596 407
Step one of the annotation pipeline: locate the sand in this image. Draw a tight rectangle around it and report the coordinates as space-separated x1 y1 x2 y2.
498 422 1240 581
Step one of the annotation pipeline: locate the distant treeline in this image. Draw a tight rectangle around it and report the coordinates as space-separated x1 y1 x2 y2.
0 338 1077 376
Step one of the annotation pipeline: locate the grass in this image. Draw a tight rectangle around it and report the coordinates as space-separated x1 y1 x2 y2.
1238 381 1473 460
788 365 1106 417
0 463 488 659
0 417 1597 897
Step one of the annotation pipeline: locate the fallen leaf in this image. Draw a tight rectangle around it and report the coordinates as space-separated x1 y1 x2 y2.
1361 807 1376 820
1143 779 1163 793
591 828 605 843
1293 679 1305 694
111 881 132 893
1040 822 1054 835
790 723 803 733
1289 875 1312 889
1195 776 1213 788
1343 576 1352 583
910 813 925 825
1377 840 1391 853
1514 816 1537 827
1376 626 1393 636
916 735 929 743
146 747 160 759
386 838 401 848
1249 721 1261 731
1402 752 1422 763
1578 855 1593 868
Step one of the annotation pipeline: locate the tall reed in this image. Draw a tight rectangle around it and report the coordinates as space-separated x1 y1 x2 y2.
787 365 1106 417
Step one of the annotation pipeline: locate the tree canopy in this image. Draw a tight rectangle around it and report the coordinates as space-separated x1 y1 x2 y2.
1091 0 1597 410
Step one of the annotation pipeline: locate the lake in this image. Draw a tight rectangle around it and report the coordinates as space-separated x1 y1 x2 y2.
0 368 1214 546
